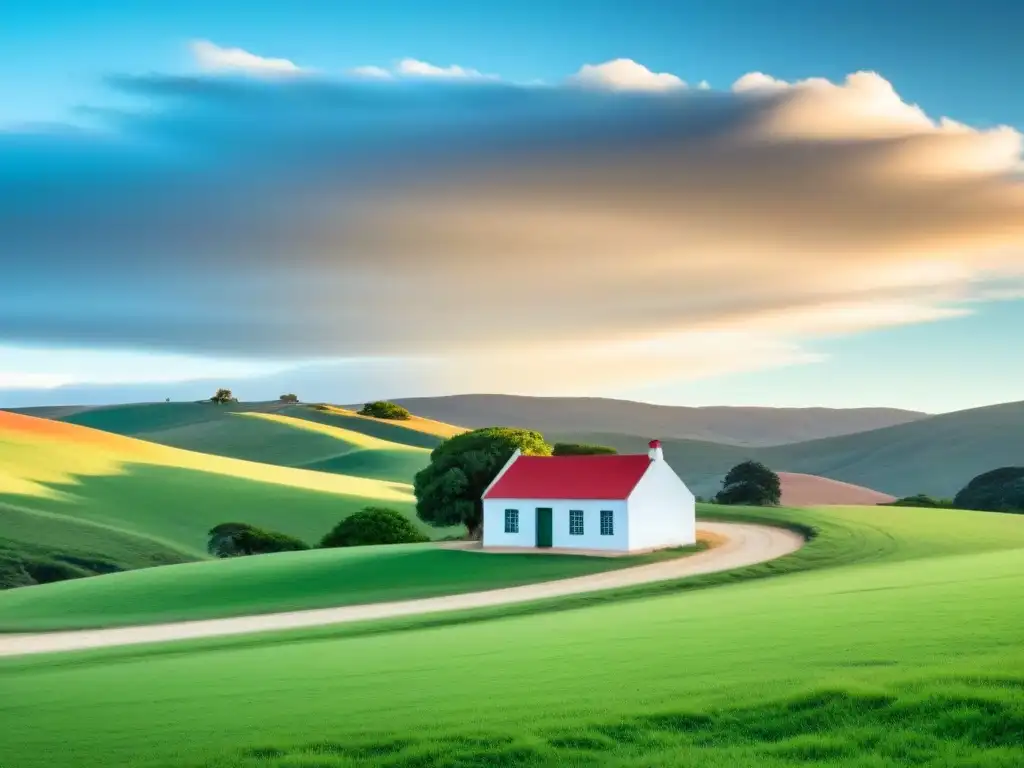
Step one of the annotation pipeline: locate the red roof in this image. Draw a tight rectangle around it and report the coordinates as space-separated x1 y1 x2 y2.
484 454 652 500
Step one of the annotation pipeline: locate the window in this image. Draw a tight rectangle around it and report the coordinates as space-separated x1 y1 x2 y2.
504 509 519 534
569 510 584 536
600 510 614 536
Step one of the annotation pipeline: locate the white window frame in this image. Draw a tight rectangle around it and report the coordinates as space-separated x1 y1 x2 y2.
569 509 584 536
504 509 519 534
600 510 614 536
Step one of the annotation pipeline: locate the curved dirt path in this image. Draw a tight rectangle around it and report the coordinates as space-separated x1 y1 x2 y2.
0 522 803 658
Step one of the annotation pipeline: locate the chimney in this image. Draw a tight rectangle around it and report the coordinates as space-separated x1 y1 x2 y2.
648 439 663 461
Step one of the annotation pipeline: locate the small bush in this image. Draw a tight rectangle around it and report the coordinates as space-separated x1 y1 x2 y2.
881 494 954 508
552 442 617 456
320 507 429 548
207 523 309 557
358 401 411 420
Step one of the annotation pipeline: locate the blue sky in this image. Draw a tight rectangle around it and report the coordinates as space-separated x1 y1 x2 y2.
2 0 1023 412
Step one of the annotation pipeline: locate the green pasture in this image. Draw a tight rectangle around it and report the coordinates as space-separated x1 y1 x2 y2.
0 542 699 631
0 463 426 558
0 501 192 587
2 503 1023 767
49 402 439 481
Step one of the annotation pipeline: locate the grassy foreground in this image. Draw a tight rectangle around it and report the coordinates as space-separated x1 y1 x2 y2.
0 543 701 631
2 504 1023 767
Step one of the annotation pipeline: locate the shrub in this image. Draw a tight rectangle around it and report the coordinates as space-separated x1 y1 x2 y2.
279 393 299 403
552 442 617 456
953 467 1024 513
715 460 781 506
207 522 309 557
320 507 429 548
358 401 411 420
881 494 955 508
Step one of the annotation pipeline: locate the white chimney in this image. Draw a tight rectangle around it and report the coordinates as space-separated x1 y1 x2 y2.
648 439 663 461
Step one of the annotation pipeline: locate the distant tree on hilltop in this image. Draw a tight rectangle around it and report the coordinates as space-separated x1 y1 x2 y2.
210 388 236 405
553 442 617 456
279 393 299 404
359 401 411 420
715 460 781 506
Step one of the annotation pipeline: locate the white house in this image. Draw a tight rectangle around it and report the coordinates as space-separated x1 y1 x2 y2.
481 440 696 553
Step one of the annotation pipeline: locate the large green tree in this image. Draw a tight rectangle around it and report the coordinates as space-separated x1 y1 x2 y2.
715 460 781 506
414 427 551 537
953 467 1024 513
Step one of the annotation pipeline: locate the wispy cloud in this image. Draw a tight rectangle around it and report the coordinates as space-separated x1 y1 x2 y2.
2 65 1022 392
394 58 498 80
345 58 499 81
190 40 304 75
347 65 393 80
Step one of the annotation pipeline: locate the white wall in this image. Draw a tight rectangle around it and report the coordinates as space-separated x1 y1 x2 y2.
627 459 696 550
483 498 628 551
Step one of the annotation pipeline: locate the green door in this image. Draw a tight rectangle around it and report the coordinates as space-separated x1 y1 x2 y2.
535 508 553 548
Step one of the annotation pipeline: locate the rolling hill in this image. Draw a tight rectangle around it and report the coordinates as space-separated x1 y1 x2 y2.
391 394 925 446
552 401 1024 499
0 409 455 587
776 472 895 506
761 400 1024 498
13 401 457 483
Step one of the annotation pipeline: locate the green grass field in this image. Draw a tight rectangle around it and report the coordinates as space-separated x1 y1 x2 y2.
2 503 1022 768
0 410 451 586
38 402 443 480
0 542 701 631
0 501 192 587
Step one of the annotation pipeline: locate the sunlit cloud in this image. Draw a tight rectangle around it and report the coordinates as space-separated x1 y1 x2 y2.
567 58 686 91
1 64 1022 393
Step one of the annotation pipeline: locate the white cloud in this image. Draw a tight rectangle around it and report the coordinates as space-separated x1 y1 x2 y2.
731 71 789 93
697 80 711 90
395 58 498 80
7 68 1024 391
567 59 686 92
190 40 303 75
348 65 393 80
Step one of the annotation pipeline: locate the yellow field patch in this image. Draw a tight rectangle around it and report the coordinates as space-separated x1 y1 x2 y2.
0 411 414 504
315 405 466 439
0 433 131 499
236 412 429 453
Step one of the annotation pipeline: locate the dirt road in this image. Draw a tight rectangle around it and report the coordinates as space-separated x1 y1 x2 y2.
0 522 803 658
